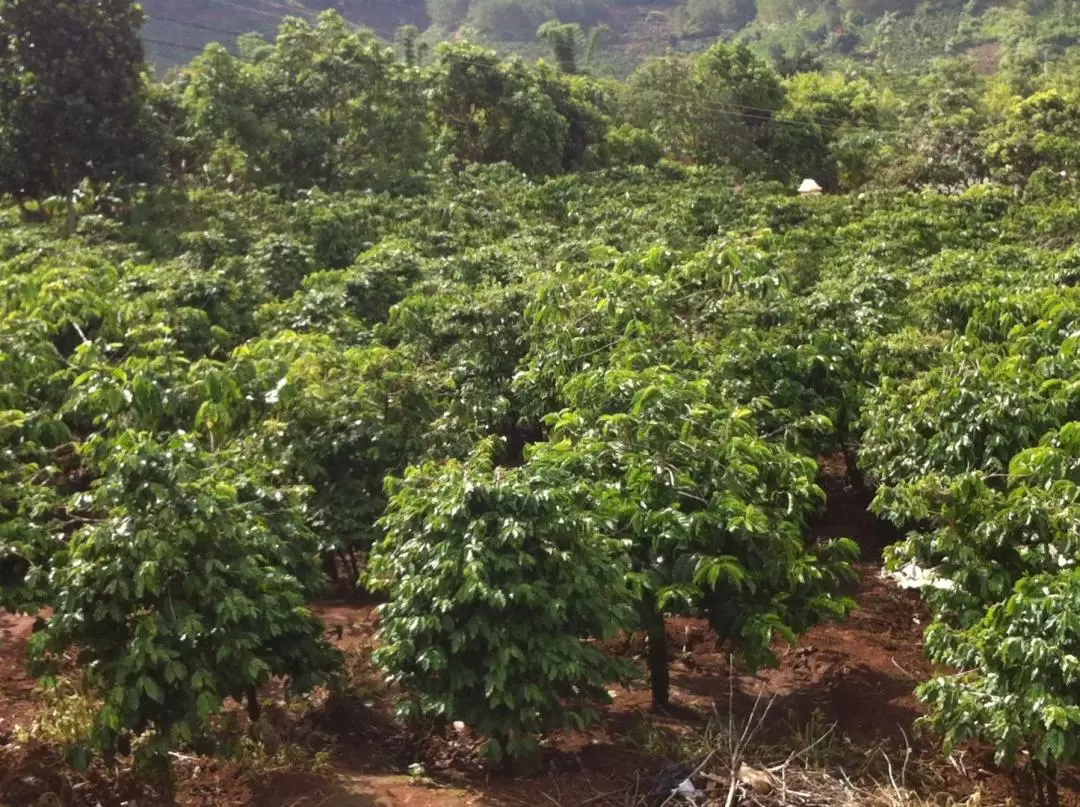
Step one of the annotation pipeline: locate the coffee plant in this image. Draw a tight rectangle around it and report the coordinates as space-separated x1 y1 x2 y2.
16 3 1080 788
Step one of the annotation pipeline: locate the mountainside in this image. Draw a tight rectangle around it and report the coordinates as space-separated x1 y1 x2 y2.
142 0 1080 79
141 0 429 67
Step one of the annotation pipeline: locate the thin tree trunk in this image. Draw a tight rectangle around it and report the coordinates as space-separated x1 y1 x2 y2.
157 758 178 806
343 549 361 588
1031 761 1050 807
641 591 669 708
246 685 261 723
1046 763 1060 807
65 189 77 238
844 446 864 491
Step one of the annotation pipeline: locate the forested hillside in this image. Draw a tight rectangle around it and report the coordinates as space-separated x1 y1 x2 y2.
140 0 1080 79
10 1 1080 806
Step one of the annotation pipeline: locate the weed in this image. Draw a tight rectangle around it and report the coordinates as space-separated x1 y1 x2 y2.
14 677 96 752
625 713 710 761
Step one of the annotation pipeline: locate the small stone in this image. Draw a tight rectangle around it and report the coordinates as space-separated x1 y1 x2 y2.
738 763 774 795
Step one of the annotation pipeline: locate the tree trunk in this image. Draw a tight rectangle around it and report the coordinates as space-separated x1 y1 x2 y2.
323 552 341 586
1046 763 1060 807
343 549 361 587
844 446 865 491
1031 761 1057 807
641 591 669 708
246 685 261 723
164 769 177 807
65 189 77 238
151 755 178 806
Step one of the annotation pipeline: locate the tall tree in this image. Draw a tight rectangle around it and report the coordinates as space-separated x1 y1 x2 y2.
686 0 758 35
691 41 785 168
538 20 583 74
182 12 428 191
0 0 157 231
396 24 423 67
625 43 785 171
429 44 569 176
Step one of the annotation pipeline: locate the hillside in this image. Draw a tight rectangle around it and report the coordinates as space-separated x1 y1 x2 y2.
141 0 430 67
140 0 1080 79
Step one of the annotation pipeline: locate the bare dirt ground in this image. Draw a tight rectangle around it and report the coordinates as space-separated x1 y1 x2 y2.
0 458 1073 806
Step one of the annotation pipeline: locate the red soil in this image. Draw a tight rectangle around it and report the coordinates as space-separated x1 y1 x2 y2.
0 609 38 734
0 459 1070 805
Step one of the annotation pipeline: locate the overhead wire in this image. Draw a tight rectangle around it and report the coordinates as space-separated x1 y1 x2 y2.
148 4 721 60
213 0 321 18
139 12 977 139
143 37 229 56
200 0 313 24
137 35 924 137
153 3 400 40
144 14 252 38
197 0 401 39
232 0 405 38
622 90 909 134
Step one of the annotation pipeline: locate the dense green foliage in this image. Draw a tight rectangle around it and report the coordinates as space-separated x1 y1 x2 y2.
15 1 1080 797
0 0 159 220
0 159 874 769
370 438 635 761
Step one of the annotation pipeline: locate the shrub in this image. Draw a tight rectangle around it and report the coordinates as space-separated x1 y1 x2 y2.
605 124 663 167
370 439 634 761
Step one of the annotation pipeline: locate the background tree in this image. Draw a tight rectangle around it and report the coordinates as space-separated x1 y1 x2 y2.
426 0 471 31
985 89 1080 186
756 0 817 24
695 42 787 170
428 44 570 176
685 0 758 35
623 54 698 161
396 23 423 67
538 20 583 74
624 43 785 171
774 70 888 188
881 57 990 191
0 0 159 232
584 23 611 68
769 42 824 76
182 12 428 191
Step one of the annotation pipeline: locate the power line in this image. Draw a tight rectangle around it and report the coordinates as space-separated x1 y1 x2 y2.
142 37 220 56
145 15 253 39
142 35 255 63
225 0 400 37
201 0 310 24
171 0 398 40
136 26 975 139
218 0 320 18
200 0 399 38
142 11 399 59
630 90 906 135
138 32 902 136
